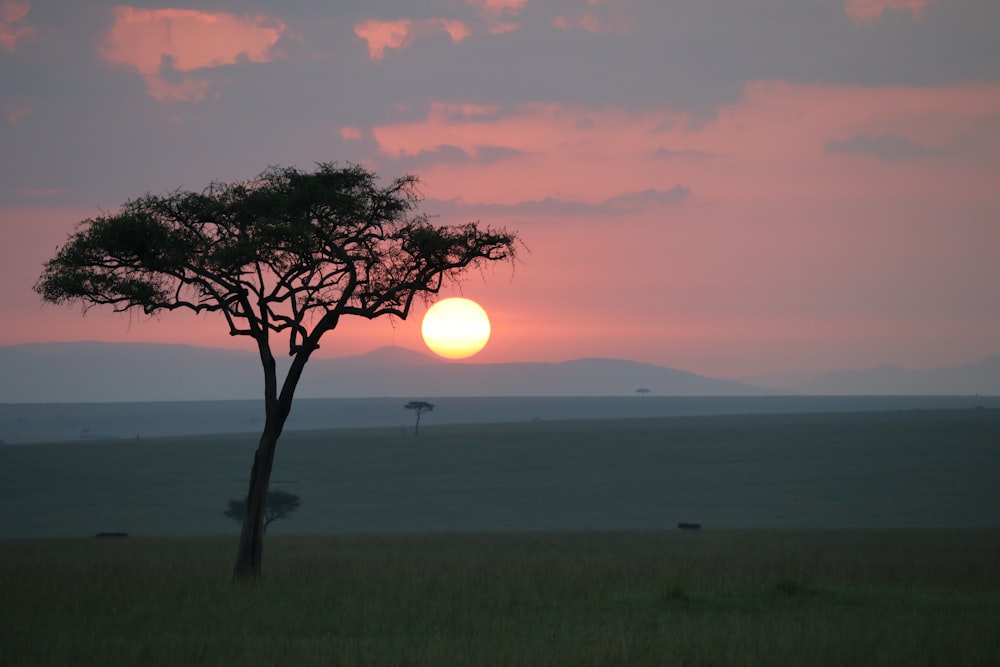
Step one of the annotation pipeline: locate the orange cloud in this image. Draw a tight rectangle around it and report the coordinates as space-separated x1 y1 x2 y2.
354 18 470 60
354 19 412 60
339 125 362 141
462 0 525 34
100 6 285 101
0 0 35 51
554 0 635 34
463 0 528 16
428 18 472 43
488 22 520 34
845 0 931 21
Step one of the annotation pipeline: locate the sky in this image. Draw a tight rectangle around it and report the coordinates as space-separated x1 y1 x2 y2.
1 0 999 380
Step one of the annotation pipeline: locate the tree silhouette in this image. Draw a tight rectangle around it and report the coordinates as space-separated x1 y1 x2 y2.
404 401 435 436
35 163 518 583
225 490 301 533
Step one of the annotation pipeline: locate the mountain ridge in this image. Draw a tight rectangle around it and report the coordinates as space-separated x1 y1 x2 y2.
2 342 998 403
1 341 768 403
783 355 1000 395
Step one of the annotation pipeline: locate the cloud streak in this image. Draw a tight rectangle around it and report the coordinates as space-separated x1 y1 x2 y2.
825 133 942 161
845 0 932 21
463 0 527 17
554 11 635 34
390 144 528 171
430 185 691 219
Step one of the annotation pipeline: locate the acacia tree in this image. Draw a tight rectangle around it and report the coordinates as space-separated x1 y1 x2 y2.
224 490 301 533
35 163 518 583
404 400 434 436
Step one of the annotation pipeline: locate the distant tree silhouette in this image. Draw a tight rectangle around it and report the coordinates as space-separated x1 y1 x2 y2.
405 401 435 436
34 162 518 583
225 490 301 534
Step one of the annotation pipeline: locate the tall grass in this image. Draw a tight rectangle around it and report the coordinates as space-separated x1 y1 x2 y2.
4 531 1000 666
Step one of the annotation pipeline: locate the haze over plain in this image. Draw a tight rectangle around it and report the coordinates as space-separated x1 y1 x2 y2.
2 0 999 382
2 342 999 404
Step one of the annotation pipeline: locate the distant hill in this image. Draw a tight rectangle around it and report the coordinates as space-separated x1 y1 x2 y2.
1 342 263 403
0 342 770 403
298 354 771 399
780 356 1000 396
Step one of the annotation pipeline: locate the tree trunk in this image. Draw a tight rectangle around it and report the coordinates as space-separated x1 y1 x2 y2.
233 413 287 583
232 417 285 583
232 337 318 584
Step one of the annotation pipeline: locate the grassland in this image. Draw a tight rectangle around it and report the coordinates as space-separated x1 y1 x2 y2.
2 408 999 664
3 531 1000 665
2 407 999 537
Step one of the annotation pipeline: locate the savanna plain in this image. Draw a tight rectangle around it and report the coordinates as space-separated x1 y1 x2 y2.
2 405 1000 665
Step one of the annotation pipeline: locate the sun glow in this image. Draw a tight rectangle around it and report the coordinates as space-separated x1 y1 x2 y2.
421 298 491 359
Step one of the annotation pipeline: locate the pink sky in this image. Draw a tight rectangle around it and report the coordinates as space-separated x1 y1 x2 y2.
2 0 998 380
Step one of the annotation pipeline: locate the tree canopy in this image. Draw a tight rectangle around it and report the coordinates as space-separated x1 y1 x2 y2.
225 490 301 533
36 163 517 357
405 401 435 436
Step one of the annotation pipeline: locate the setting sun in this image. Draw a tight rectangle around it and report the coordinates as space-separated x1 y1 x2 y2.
421 297 491 359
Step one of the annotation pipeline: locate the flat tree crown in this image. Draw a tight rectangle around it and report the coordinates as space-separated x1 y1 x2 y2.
35 163 518 355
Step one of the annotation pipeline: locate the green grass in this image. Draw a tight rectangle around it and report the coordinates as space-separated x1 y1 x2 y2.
3 531 1000 665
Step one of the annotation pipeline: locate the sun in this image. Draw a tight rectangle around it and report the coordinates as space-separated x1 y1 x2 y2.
421 297 491 359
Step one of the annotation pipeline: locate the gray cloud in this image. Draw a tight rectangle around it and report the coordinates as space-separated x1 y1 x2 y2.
602 187 692 210
824 133 943 162
389 144 528 171
427 185 691 220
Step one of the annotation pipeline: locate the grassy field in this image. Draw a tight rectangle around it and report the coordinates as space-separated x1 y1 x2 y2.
3 531 1000 665
6 395 997 443
3 409 999 664
2 407 999 537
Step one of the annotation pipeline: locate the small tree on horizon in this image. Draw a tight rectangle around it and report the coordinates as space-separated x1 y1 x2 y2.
34 162 518 583
405 401 434 436
225 490 301 534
